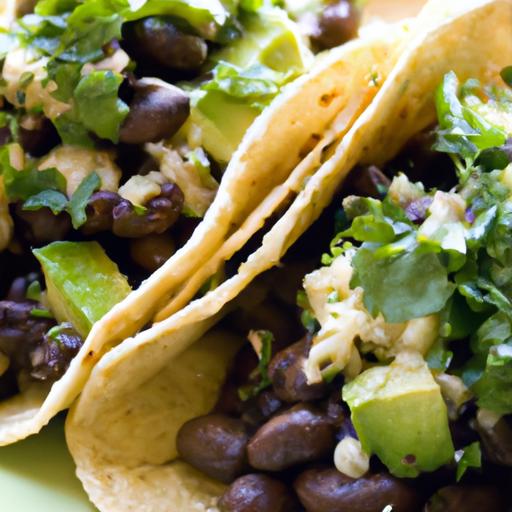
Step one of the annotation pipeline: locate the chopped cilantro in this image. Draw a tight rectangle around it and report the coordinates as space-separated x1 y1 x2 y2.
320 70 512 414
73 71 129 142
238 330 274 401
297 290 319 333
23 189 69 214
0 146 67 201
67 172 101 228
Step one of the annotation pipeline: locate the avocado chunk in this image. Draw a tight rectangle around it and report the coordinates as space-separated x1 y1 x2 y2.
33 241 131 338
191 8 312 164
191 91 260 164
342 353 454 478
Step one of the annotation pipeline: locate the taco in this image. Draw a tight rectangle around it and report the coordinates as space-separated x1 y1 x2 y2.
0 0 412 445
65 0 512 510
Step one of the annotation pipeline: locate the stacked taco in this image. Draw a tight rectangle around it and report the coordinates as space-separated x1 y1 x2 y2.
0 0 413 445
65 0 512 510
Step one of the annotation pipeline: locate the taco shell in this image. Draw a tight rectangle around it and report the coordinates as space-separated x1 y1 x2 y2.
65 1 512 510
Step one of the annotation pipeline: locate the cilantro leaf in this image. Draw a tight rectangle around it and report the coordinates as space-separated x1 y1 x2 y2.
202 62 287 110
35 0 79 15
455 442 481 482
74 71 129 142
238 330 274 401
53 111 93 147
434 72 507 181
62 3 124 63
67 172 101 229
0 146 67 201
471 342 512 414
47 60 82 102
351 247 455 323
23 189 69 214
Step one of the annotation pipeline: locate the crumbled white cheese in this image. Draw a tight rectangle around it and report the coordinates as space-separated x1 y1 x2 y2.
2 48 69 119
118 175 161 206
388 173 424 207
81 49 130 75
419 191 466 254
334 437 370 478
304 255 438 383
435 373 472 418
39 146 122 196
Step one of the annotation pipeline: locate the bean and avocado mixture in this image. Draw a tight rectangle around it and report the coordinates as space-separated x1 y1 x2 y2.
0 1 361 398
176 69 512 511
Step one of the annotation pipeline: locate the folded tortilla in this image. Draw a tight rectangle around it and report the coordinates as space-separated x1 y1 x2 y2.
0 3 411 445
65 0 512 510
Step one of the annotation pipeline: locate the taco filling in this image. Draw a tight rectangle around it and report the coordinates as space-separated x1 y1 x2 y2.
0 1 362 401
175 68 512 510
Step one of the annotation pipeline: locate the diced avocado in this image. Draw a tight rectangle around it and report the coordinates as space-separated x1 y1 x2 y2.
191 8 312 164
33 241 131 338
342 353 454 478
191 90 260 163
213 8 311 72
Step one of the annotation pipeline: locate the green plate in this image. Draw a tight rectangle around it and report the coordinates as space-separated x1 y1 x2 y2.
0 415 96 511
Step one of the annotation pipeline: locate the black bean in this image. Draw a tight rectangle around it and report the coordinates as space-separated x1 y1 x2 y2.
241 392 284 430
424 485 505 512
18 115 60 157
310 0 361 51
294 469 421 512
269 338 327 403
322 391 353 436
257 390 283 419
14 204 71 246
112 183 184 238
130 232 175 272
475 416 512 466
0 300 55 373
129 17 207 71
81 191 121 236
219 474 300 512
119 78 190 145
176 414 249 483
247 403 335 471
30 324 83 381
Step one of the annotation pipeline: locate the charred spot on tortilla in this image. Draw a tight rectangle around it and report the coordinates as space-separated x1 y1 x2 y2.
319 92 339 107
